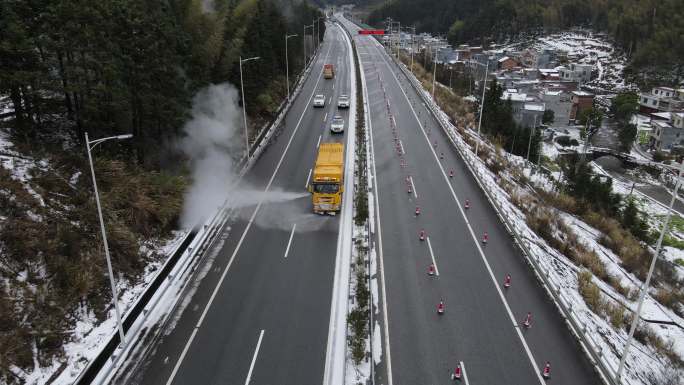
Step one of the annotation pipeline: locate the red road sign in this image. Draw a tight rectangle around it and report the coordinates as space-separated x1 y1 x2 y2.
359 29 385 35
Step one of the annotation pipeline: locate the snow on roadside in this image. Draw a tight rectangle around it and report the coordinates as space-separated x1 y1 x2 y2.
15 230 189 385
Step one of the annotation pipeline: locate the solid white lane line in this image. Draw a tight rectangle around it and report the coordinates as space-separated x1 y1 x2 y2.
305 168 312 188
244 330 265 385
460 361 470 385
409 176 418 199
374 42 545 384
426 237 440 276
283 224 296 259
323 112 328 122
164 34 335 385
317 135 322 148
361 41 394 385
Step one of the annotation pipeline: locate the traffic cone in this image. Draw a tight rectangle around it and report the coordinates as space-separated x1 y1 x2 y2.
437 300 445 314
415 205 421 215
419 229 426 241
482 231 488 243
542 361 551 379
407 183 412 194
449 169 454 178
427 263 435 276
464 199 470 209
504 274 511 288
523 312 532 328
451 364 462 380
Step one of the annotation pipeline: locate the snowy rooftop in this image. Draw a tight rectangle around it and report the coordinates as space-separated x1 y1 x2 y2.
572 90 593 97
502 92 529 102
524 103 545 112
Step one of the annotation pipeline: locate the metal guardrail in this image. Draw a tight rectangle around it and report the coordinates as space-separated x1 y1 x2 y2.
74 44 324 385
387 51 619 385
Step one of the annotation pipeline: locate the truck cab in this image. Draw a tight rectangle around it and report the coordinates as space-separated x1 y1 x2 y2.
309 143 344 214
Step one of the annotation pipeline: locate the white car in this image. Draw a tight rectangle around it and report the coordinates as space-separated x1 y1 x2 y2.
337 94 350 108
313 94 325 107
330 115 344 133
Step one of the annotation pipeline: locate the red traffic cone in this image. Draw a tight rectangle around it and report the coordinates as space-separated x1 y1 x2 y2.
482 231 488 243
464 199 470 209
451 364 462 380
542 361 551 378
415 205 421 215
437 300 445 314
419 229 426 241
504 274 511 288
427 263 435 276
523 312 532 328
449 169 454 178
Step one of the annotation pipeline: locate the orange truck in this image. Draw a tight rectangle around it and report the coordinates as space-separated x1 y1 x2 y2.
324 64 335 79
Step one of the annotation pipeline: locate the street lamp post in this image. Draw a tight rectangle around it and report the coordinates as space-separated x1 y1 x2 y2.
527 115 537 162
285 34 298 103
475 60 489 157
431 47 438 99
303 24 313 65
85 132 133 347
239 56 260 158
616 159 684 383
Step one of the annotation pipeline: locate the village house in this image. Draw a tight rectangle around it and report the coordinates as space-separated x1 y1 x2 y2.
569 91 595 121
639 87 684 114
649 112 684 152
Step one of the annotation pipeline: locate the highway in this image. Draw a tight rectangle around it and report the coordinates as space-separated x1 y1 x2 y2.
338 14 602 385
123 21 353 385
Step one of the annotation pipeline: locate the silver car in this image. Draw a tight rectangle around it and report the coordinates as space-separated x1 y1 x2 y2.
313 94 325 107
330 115 344 133
337 94 350 108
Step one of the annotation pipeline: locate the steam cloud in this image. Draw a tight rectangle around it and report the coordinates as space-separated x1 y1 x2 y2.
179 83 242 229
178 82 326 232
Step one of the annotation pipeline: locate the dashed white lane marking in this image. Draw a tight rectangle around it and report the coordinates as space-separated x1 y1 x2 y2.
317 134 322 148
461 361 470 385
426 237 440 276
283 224 296 259
244 330 265 385
305 168 312 188
323 112 328 122
409 176 418 199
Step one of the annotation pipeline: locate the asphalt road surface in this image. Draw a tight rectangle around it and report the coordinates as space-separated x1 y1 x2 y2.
124 21 353 385
339 14 602 385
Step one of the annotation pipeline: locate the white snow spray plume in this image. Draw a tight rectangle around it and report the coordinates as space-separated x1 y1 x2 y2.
179 83 327 231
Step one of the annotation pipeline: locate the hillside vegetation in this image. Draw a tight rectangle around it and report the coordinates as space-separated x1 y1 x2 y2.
0 0 323 382
368 0 683 84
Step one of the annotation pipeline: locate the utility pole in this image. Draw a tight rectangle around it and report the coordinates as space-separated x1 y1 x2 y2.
527 115 537 162
475 60 489 157
616 160 684 384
